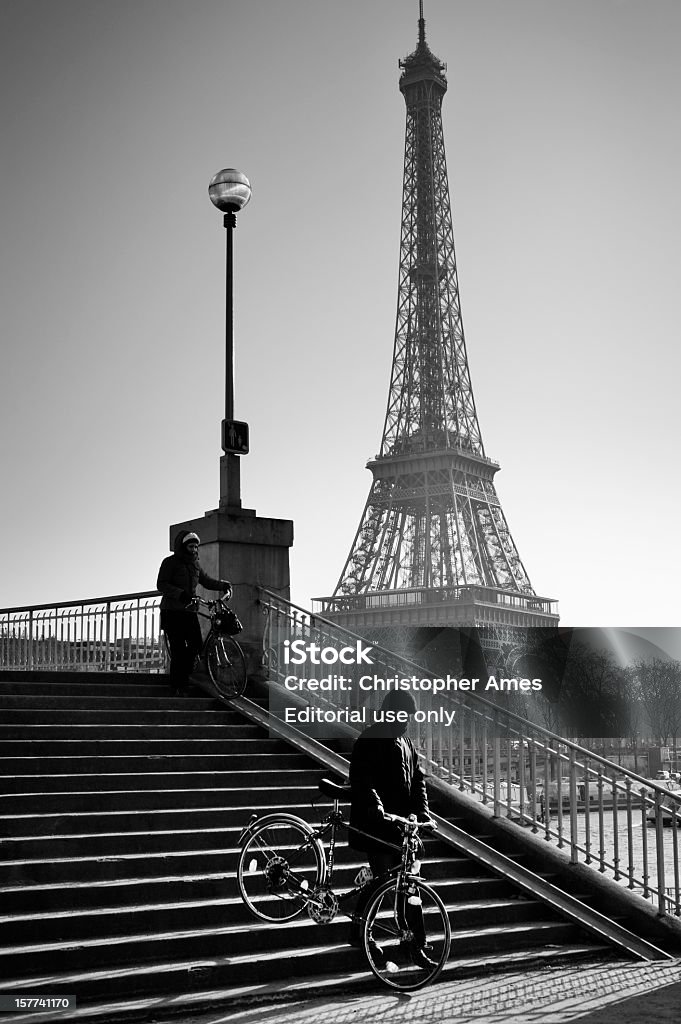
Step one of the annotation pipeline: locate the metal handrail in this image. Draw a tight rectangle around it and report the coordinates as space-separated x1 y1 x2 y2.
0 591 165 674
313 584 558 617
257 586 681 920
0 591 160 615
258 589 666 789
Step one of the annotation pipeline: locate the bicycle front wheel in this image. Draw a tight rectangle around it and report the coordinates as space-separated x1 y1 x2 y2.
363 876 451 990
238 819 325 923
206 633 247 698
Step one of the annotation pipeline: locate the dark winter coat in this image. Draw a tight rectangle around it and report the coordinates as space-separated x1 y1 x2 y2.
157 530 226 613
348 723 429 855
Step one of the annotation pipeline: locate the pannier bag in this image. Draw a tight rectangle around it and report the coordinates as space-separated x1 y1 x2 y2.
215 607 243 636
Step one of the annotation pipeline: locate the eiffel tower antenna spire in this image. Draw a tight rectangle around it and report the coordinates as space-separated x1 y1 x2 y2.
317 10 558 630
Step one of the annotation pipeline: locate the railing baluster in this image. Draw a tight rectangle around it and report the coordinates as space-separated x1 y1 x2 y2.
556 745 564 848
655 790 666 914
103 602 111 672
642 786 650 898
505 717 513 819
518 733 525 822
569 748 578 864
491 716 501 819
470 712 477 797
584 759 592 864
543 741 550 841
458 704 466 792
530 739 537 832
597 770 606 872
672 799 680 916
612 775 621 881
626 777 634 889
27 610 33 671
481 715 489 805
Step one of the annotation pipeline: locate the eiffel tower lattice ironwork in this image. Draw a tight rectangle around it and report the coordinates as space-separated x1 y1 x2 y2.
317 6 558 630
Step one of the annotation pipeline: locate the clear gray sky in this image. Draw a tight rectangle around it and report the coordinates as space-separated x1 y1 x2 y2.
1 0 679 625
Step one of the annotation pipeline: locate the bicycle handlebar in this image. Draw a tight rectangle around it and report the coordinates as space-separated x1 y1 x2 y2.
196 592 232 609
383 813 437 833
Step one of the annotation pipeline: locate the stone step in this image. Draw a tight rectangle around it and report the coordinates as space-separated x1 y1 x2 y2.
0 943 614 1024
0 768 324 796
0 752 310 774
0 858 495 913
0 709 252 724
0 828 459 876
0 791 335 837
0 811 346 861
0 889 545 946
0 737 291 756
0 695 220 710
0 672 165 686
0 682 175 697
0 910 585 980
0 773 326 812
0 670 609 1018
0 840 483 886
0 724 264 739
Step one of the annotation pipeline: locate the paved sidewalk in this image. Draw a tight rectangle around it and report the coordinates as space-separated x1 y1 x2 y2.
171 958 681 1024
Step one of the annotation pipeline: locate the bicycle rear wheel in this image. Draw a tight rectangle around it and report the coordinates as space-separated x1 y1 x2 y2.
362 876 450 990
206 633 247 698
238 819 325 922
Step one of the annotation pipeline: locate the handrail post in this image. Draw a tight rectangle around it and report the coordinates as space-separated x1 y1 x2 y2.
655 790 666 914
672 796 680 916
27 609 33 671
103 601 111 672
625 777 634 888
612 772 621 882
493 711 501 818
529 740 538 832
642 786 650 897
556 746 564 847
569 748 579 865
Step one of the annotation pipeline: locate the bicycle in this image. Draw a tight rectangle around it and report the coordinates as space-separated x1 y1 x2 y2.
237 777 451 990
164 592 247 699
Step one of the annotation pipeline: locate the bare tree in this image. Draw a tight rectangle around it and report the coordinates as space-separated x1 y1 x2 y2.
632 658 681 747
620 667 646 771
558 642 629 738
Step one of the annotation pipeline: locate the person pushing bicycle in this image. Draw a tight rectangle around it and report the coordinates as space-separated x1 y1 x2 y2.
348 689 437 969
157 530 231 694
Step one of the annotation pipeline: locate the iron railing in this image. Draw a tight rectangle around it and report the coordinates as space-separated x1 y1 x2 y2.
0 592 165 673
314 584 559 618
259 587 681 918
2 586 678 918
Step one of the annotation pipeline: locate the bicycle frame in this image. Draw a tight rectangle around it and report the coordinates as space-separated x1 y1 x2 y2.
238 789 429 914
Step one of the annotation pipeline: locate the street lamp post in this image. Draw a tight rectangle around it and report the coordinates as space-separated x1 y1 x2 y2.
208 168 252 511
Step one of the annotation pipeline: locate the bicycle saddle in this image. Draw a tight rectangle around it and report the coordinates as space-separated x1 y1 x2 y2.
319 777 352 800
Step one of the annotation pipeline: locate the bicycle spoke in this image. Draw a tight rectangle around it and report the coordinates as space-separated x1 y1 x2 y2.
206 634 247 698
363 878 451 990
237 819 324 923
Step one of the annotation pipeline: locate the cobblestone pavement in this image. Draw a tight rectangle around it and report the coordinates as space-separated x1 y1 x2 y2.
181 959 681 1024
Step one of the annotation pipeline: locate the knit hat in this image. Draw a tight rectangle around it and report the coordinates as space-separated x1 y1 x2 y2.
381 689 417 715
182 532 201 546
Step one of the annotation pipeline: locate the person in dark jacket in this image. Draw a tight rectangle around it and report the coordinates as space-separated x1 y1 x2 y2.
157 530 230 693
348 689 436 969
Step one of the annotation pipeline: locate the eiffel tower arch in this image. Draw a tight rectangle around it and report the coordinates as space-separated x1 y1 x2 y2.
316 5 558 633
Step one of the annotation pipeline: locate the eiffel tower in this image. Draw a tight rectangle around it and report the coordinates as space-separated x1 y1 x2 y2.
316 4 558 632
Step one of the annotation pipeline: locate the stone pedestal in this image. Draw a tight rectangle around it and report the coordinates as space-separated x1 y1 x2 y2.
169 504 293 678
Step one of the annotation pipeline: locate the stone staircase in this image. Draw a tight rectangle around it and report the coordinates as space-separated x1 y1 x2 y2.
0 671 616 1023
